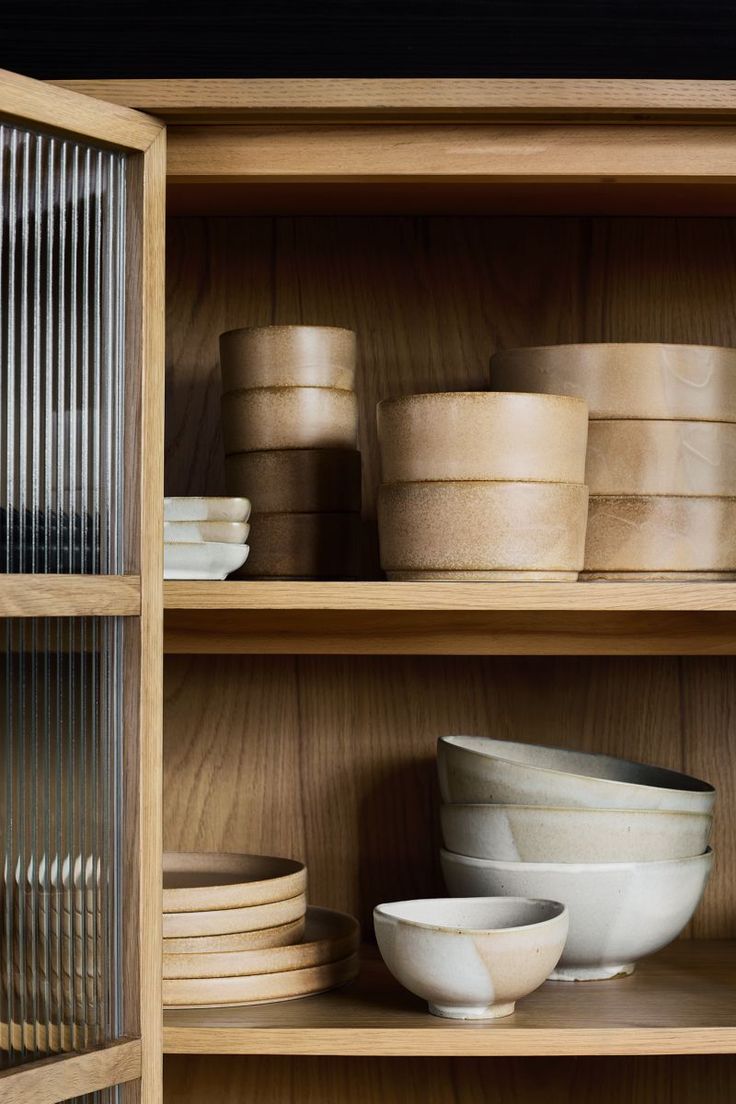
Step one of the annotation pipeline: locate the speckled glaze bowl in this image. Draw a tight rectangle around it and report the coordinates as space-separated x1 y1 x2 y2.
378 481 588 579
221 387 358 453
491 343 736 421
236 512 361 579
441 849 713 981
441 803 712 863
374 897 568 1018
225 448 362 514
377 392 588 484
220 325 356 391
438 736 715 814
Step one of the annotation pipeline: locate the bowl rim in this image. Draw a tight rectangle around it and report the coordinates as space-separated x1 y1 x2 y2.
376 391 587 412
440 846 714 875
490 341 736 356
440 802 712 821
374 896 568 934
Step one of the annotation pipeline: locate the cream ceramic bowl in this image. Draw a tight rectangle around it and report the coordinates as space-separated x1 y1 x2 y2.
163 497 251 523
220 325 356 392
374 897 568 1019
225 448 362 514
163 541 249 581
441 803 712 863
163 521 249 544
378 481 588 579
441 849 713 981
221 387 358 453
437 736 715 814
377 392 588 484
491 343 736 421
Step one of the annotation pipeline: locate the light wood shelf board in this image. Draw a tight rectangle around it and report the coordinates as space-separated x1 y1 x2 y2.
0 575 141 617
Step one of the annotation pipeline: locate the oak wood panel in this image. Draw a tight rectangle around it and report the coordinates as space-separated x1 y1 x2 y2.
0 1038 141 1104
0 576 140 617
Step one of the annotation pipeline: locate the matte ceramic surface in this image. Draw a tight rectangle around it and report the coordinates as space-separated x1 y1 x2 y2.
377 392 588 484
163 853 306 913
437 735 715 814
374 897 568 1019
220 325 356 391
441 849 713 980
163 497 251 523
387 570 580 581
440 803 712 863
163 541 249 580
221 387 358 453
581 570 736 581
586 420 736 496
162 951 360 1008
163 521 250 544
225 448 362 514
162 917 306 954
163 906 359 979
162 893 307 939
584 495 736 573
378 481 588 574
237 512 361 579
491 343 736 421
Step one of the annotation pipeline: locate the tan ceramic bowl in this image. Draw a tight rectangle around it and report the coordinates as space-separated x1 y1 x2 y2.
491 343 736 421
584 494 736 575
221 387 358 453
586 420 736 496
220 325 356 391
378 481 588 576
225 448 362 513
377 392 588 484
237 512 361 579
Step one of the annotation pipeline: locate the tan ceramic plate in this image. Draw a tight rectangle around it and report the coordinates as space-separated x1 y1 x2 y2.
237 513 361 579
225 448 362 513
220 325 356 391
162 951 360 1008
162 894 306 939
163 906 359 979
163 852 306 913
163 916 306 954
221 387 358 453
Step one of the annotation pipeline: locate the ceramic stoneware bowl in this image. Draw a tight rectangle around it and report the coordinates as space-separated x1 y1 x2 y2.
437 736 715 814
237 512 360 579
490 343 736 421
163 541 249 581
441 849 713 981
374 897 568 1019
163 497 251 523
225 448 362 514
221 387 358 453
163 521 249 544
219 325 356 391
440 803 712 863
377 392 588 484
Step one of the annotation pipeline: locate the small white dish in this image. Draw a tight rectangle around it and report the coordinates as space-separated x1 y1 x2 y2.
163 521 250 544
164 541 249 580
374 897 568 1019
163 497 251 523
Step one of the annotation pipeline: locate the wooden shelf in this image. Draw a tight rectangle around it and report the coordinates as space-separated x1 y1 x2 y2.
0 574 141 618
163 581 736 655
163 940 736 1057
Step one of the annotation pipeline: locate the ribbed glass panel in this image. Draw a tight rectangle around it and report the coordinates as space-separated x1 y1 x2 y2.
0 617 123 1068
0 124 126 574
67 1091 120 1104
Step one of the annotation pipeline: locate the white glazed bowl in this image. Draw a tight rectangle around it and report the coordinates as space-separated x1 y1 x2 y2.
440 803 712 863
441 848 713 981
163 496 251 523
163 541 249 580
374 897 568 1019
438 735 715 814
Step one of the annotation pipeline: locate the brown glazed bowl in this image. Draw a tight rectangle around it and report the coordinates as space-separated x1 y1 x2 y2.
491 343 736 421
377 392 588 484
236 512 361 579
220 325 356 391
225 448 362 514
221 387 359 453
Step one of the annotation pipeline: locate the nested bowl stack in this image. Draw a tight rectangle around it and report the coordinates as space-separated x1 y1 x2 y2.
163 497 250 580
438 734 714 981
220 325 361 579
490 343 736 579
162 852 359 1007
376 392 589 581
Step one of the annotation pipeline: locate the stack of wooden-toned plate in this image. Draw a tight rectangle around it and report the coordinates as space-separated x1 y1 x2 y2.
491 343 736 579
162 852 360 1007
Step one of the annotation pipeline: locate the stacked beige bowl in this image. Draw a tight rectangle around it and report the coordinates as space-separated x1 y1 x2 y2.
438 735 715 981
492 343 736 579
163 497 250 580
162 852 359 1007
220 326 361 579
376 391 589 580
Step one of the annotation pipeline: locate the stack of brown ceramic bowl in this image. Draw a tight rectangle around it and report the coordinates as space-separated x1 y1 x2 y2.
491 343 736 579
162 852 360 1007
376 392 589 580
220 325 361 579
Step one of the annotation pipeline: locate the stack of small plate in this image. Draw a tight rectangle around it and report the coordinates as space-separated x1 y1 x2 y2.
163 497 250 580
162 852 360 1007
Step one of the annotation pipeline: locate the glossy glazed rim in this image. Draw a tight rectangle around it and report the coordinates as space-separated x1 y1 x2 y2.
440 846 714 875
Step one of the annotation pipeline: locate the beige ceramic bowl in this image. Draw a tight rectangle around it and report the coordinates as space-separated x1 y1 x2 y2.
221 387 358 453
163 521 249 544
438 735 715 814
586 420 736 496
378 481 588 577
491 343 736 421
225 448 362 514
220 325 356 391
441 803 712 863
162 916 306 954
163 853 306 913
584 494 736 575
163 496 251 523
162 893 307 939
377 392 588 484
237 512 361 579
